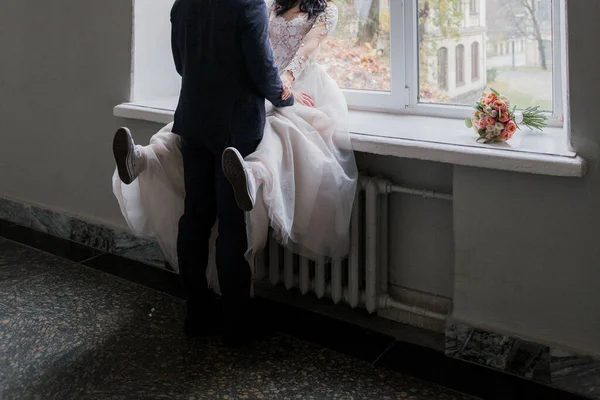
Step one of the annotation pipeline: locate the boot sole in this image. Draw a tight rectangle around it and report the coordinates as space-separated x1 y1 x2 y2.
222 148 254 212
113 128 134 185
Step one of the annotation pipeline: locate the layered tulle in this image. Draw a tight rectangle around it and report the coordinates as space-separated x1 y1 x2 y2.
245 64 357 262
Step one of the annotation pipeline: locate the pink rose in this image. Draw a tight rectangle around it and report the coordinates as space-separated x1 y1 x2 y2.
505 120 517 133
485 116 496 126
498 111 510 123
500 129 513 140
486 92 497 104
479 118 488 129
493 100 507 111
501 121 517 139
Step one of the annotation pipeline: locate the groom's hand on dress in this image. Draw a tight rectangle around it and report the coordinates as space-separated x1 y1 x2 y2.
281 70 295 101
282 83 292 100
294 91 315 107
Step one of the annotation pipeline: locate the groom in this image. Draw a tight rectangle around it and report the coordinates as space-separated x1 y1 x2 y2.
170 0 294 345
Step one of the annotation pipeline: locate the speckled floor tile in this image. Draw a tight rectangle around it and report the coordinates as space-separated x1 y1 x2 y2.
4 344 185 400
0 238 66 290
0 313 87 398
1 262 182 343
269 350 478 400
97 315 325 398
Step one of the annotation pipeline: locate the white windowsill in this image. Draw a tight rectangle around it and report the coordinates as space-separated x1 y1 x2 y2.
114 97 586 178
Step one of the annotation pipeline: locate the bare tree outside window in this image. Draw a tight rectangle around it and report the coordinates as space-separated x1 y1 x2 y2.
505 0 550 70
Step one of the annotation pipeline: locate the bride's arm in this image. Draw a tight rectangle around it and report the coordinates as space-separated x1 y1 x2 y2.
282 4 338 83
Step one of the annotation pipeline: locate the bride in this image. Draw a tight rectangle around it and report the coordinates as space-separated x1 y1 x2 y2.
112 0 358 287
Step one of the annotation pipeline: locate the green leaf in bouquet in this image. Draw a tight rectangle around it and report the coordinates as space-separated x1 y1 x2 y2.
465 118 473 128
478 129 486 137
490 88 500 97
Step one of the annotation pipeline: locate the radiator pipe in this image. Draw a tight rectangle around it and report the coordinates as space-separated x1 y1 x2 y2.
379 195 389 294
359 176 453 202
365 180 379 314
348 190 361 308
389 184 453 201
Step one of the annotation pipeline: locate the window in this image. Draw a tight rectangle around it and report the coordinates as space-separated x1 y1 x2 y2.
471 42 479 80
314 0 564 122
469 0 479 15
456 45 465 86
130 0 565 127
414 0 561 119
438 47 448 90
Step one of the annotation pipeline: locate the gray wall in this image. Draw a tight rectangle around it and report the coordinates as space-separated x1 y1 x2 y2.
453 1 600 357
0 0 149 228
356 154 454 298
1 0 599 356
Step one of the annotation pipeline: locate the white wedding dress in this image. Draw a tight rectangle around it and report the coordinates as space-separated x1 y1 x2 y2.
113 2 358 286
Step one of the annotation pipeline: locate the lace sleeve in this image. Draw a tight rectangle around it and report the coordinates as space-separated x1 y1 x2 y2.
285 4 338 81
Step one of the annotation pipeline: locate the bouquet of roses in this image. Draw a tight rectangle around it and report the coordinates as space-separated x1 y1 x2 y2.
465 88 547 143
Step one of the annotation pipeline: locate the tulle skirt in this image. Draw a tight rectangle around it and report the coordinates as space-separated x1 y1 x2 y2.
112 64 357 284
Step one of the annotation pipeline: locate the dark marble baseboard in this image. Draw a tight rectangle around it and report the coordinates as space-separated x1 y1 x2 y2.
446 323 600 399
0 196 166 269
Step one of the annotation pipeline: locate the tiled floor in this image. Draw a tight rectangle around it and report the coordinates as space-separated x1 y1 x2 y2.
0 237 475 400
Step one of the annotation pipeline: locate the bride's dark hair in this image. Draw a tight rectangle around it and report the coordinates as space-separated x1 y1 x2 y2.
275 0 329 19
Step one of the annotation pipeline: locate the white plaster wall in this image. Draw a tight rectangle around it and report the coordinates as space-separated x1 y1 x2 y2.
0 0 135 227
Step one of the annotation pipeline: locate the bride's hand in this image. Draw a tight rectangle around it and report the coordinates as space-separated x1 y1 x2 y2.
294 91 315 107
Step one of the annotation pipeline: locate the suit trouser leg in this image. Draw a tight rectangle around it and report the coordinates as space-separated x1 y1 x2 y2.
177 139 217 314
214 139 260 332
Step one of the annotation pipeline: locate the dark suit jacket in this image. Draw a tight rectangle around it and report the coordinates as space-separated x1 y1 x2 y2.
170 0 293 151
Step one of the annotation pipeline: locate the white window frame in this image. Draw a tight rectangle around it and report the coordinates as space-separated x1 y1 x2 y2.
343 0 566 128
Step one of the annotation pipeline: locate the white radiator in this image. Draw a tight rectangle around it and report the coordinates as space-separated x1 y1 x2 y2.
253 175 452 318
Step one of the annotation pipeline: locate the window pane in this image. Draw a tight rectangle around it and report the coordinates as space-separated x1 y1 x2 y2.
317 0 391 91
418 0 554 111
